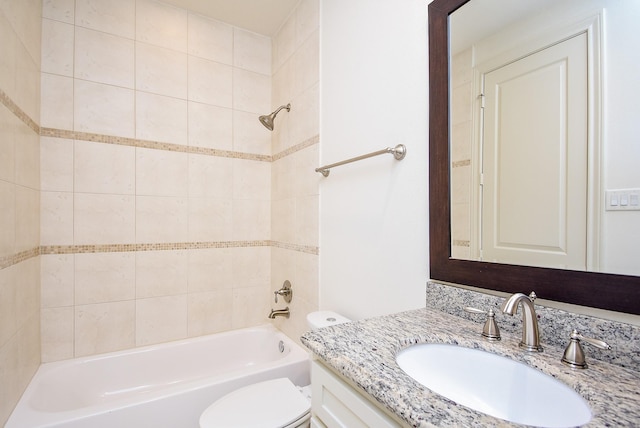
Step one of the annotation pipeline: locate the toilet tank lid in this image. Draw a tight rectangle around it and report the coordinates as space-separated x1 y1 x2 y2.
199 378 310 428
307 311 350 329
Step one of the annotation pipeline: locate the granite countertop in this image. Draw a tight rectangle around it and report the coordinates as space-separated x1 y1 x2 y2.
301 307 640 427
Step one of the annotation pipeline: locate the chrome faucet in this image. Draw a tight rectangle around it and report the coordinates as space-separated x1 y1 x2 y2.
268 307 290 319
500 292 543 352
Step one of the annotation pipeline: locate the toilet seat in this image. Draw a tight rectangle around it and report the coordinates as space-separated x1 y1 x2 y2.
199 378 311 428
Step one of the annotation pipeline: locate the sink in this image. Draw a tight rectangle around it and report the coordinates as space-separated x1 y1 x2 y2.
396 343 591 427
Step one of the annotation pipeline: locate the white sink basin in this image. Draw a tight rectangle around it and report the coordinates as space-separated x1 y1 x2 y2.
396 343 592 427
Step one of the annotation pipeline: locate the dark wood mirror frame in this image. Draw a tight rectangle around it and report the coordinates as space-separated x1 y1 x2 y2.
428 0 640 315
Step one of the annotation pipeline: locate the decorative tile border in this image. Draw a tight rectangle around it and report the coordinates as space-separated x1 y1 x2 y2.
271 240 319 255
0 247 40 270
452 159 471 168
452 239 470 247
0 89 40 134
41 128 320 163
0 240 320 271
272 135 320 161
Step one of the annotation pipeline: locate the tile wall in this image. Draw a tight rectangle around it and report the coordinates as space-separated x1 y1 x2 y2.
39 0 320 361
0 0 42 425
450 48 473 259
270 0 320 343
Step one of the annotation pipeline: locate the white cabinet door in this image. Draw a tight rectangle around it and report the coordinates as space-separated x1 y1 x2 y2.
311 361 403 428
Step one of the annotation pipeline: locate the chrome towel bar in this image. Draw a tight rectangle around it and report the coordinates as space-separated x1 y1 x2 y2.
315 144 406 177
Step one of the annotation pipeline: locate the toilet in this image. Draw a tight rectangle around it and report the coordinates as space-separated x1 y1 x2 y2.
199 311 350 428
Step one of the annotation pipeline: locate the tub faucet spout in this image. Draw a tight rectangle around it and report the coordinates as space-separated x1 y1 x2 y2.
268 307 290 319
500 292 543 352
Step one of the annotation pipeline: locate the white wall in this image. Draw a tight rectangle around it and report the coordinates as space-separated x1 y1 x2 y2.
319 0 430 320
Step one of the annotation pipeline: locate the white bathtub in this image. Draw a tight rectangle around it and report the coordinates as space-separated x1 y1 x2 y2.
7 324 310 428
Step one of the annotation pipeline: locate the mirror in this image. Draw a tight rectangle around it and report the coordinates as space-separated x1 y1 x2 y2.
448 0 640 277
428 0 640 315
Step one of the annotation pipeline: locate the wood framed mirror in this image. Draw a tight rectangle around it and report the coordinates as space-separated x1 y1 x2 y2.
428 0 640 315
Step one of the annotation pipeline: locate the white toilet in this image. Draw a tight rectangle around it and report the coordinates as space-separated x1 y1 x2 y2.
199 311 350 428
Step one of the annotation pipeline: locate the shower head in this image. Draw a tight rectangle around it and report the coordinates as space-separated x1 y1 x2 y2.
259 103 291 131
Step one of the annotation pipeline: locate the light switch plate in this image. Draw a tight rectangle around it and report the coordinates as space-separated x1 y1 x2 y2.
605 189 640 211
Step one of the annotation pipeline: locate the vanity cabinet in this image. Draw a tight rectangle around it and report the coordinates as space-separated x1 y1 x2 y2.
310 360 403 428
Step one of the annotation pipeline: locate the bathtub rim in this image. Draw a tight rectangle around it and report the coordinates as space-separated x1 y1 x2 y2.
7 324 310 428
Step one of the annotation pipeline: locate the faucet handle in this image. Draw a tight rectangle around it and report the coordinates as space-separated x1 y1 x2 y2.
464 307 501 341
274 280 293 303
561 329 611 369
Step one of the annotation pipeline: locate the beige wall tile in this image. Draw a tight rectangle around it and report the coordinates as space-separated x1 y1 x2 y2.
1 0 42 69
41 307 73 362
40 137 73 192
0 181 15 258
272 198 295 243
187 248 233 293
187 290 233 336
14 186 39 251
289 83 319 146
75 301 135 356
75 252 135 304
74 193 135 244
135 42 187 98
187 101 232 150
187 153 233 199
295 0 320 46
295 196 318 246
0 13 17 101
74 140 135 194
40 73 73 130
40 254 74 308
75 0 135 38
75 27 134 88
232 199 270 241
232 158 271 200
188 197 232 242
14 258 40 329
187 13 232 64
40 191 73 245
136 295 187 346
135 196 188 243
272 10 295 73
0 265 17 348
42 0 74 24
233 29 271 75
231 286 269 329
14 121 40 189
293 30 319 96
136 148 188 197
14 37 41 121
136 0 187 53
232 68 270 115
135 92 188 145
136 250 188 298
188 56 232 107
232 247 270 287
0 107 16 183
74 79 135 137
232 110 271 155
41 18 74 77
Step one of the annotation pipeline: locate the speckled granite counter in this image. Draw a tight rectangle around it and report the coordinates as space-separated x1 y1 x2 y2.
301 304 640 427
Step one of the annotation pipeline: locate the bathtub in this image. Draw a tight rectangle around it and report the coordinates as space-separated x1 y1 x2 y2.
7 324 310 428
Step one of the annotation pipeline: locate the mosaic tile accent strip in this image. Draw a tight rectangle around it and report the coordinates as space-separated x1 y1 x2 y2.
0 89 40 134
2 241 319 270
40 241 272 255
40 128 272 162
452 159 471 168
272 135 320 161
271 240 319 255
0 247 40 270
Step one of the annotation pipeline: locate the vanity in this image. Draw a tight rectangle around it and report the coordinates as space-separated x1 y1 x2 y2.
301 283 640 427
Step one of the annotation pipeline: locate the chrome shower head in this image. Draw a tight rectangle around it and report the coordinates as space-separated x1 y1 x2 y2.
259 103 291 131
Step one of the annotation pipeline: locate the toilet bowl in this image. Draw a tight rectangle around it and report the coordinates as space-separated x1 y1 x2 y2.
199 311 350 428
